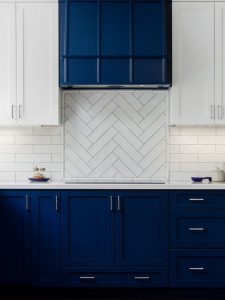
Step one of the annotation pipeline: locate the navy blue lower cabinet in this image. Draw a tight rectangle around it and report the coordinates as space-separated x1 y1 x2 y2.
170 250 225 287
115 191 168 267
170 210 225 249
61 267 168 287
0 190 31 284
61 191 115 267
31 191 60 286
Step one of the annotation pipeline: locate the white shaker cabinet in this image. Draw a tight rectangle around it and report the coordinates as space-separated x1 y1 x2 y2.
0 3 17 125
0 1 59 126
170 2 215 125
215 3 225 125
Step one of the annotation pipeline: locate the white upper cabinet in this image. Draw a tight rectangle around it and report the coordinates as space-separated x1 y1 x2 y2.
170 2 215 125
0 3 16 126
0 1 59 126
215 3 225 125
17 3 59 125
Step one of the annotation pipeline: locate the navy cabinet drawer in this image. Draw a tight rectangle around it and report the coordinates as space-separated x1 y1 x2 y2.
170 191 225 210
170 250 225 287
170 211 225 248
62 268 168 287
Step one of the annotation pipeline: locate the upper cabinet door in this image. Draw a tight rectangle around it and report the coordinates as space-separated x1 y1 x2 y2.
170 2 215 125
0 3 16 125
215 3 225 125
16 3 59 125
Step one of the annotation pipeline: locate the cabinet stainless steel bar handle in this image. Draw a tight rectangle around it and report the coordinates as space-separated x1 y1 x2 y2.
80 276 95 280
11 105 15 119
210 105 215 119
19 105 23 119
189 267 205 271
110 195 113 212
134 276 150 280
55 195 59 211
117 195 121 211
189 227 205 231
189 198 204 201
25 195 29 211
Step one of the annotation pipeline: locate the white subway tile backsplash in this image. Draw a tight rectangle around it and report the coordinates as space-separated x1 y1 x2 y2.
170 153 198 163
16 136 51 145
180 144 215 154
0 136 15 144
170 135 197 145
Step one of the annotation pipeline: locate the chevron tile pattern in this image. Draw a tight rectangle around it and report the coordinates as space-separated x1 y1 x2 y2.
64 91 168 182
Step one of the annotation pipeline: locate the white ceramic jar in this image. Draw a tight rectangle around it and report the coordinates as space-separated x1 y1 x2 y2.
212 168 225 182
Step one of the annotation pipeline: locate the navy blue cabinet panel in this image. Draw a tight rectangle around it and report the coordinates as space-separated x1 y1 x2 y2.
115 191 168 267
66 59 98 84
0 191 31 284
170 210 225 249
68 2 98 56
170 190 225 210
100 2 130 56
31 191 60 286
133 2 165 56
61 191 114 267
62 267 168 287
100 59 130 84
170 250 225 287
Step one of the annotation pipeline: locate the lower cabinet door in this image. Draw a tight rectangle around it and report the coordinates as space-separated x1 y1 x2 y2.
0 191 31 284
62 268 168 287
170 250 225 287
32 191 60 286
61 191 114 267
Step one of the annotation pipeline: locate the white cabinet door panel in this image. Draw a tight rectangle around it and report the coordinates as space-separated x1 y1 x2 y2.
16 3 59 126
170 2 215 125
215 3 225 125
0 3 16 125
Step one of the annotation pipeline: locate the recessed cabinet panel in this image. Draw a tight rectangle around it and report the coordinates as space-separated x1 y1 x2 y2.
68 2 97 56
100 59 130 84
133 58 165 84
170 2 214 125
100 2 130 56
17 3 59 125
0 3 16 125
67 59 98 84
133 2 165 56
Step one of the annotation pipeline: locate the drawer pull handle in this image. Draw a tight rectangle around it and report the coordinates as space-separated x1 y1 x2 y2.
189 267 205 271
80 276 95 280
189 198 205 201
134 276 150 280
189 227 205 232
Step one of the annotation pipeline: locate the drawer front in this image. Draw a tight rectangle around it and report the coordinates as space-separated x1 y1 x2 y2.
62 268 168 287
170 250 225 287
170 211 225 248
170 191 225 210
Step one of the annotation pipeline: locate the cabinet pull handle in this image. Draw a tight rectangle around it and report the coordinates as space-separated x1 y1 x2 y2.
117 195 121 211
55 195 59 211
210 105 215 119
11 105 15 119
189 267 205 271
25 195 29 211
217 105 224 119
189 227 205 232
134 276 150 280
18 105 23 119
189 198 204 201
110 195 113 212
80 276 95 280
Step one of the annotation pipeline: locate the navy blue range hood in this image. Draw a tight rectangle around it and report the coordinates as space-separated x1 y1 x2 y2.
59 0 172 88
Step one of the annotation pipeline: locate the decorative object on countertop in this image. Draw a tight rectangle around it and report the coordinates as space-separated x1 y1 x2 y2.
191 177 212 183
28 166 50 182
212 167 225 182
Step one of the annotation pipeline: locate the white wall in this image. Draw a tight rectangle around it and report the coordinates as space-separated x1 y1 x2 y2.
170 127 225 182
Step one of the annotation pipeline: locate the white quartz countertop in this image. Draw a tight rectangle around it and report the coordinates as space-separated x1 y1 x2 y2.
0 181 225 189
